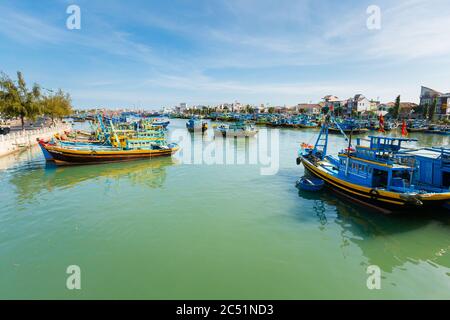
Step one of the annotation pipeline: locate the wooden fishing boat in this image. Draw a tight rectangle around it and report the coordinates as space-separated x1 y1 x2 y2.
39 140 179 165
38 118 178 165
296 117 450 213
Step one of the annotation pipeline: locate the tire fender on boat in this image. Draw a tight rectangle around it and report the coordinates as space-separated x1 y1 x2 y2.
369 188 379 200
296 157 301 165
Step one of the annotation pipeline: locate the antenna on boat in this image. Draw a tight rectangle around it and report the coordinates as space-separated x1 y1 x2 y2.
345 129 353 176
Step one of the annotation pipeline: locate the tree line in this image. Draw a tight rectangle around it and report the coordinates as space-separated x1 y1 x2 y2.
0 71 73 129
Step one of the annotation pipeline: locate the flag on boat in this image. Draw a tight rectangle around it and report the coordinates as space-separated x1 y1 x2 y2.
401 119 408 136
378 113 385 133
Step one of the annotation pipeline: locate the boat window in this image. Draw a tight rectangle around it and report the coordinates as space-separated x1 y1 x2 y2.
372 169 388 188
443 172 450 188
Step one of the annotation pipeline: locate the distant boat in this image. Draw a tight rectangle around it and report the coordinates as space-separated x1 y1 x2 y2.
151 118 170 128
214 121 258 137
407 120 428 132
329 119 368 134
425 125 450 135
384 121 398 131
298 119 319 128
186 118 208 132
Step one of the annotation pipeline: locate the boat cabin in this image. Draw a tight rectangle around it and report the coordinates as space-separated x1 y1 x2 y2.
401 147 450 191
328 136 417 191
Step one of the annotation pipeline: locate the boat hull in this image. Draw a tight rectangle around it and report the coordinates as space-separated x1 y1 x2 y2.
300 157 450 213
214 130 258 138
328 127 368 134
298 124 319 129
187 126 207 133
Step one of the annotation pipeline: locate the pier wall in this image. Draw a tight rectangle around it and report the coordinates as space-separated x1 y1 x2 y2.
0 123 72 157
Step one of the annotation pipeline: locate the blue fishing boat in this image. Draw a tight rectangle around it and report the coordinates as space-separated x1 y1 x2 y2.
400 146 450 191
214 121 258 137
296 176 324 191
407 120 428 132
298 117 319 128
296 115 450 213
424 125 450 135
186 117 208 132
384 121 398 131
329 119 368 134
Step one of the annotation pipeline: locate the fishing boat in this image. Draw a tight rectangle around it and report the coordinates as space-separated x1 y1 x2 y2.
38 119 178 165
384 121 398 131
296 116 450 213
214 121 258 137
38 139 179 165
368 120 379 131
407 120 428 132
296 176 324 191
149 117 170 129
425 125 450 135
328 119 368 134
298 118 319 128
186 117 208 133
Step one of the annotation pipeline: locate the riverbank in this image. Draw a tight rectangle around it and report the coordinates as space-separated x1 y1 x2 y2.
0 123 72 157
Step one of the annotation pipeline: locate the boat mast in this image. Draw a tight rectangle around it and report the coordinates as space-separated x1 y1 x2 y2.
109 120 121 149
313 115 329 159
345 129 353 176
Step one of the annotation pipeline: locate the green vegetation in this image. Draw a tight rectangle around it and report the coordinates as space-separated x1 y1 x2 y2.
390 95 401 119
41 89 73 124
428 98 437 121
422 103 429 119
0 71 41 129
0 71 72 129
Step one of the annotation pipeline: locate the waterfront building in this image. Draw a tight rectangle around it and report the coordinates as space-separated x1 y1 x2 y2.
296 103 322 115
322 95 343 114
369 100 380 112
419 86 450 120
346 94 371 115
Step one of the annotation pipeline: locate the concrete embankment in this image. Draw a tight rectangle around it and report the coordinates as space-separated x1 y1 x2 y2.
0 123 72 157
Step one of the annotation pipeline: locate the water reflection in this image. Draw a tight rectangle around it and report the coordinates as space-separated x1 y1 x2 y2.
9 157 176 202
297 188 450 273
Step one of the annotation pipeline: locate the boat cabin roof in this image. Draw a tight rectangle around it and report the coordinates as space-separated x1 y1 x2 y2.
403 149 442 160
365 136 417 152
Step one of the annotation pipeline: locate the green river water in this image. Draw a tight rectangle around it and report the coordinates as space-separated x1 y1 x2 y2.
1 119 450 299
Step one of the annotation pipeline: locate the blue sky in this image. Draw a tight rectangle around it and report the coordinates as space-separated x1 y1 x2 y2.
0 0 449 109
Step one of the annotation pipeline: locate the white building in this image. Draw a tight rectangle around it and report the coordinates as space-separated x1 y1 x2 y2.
347 94 370 114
